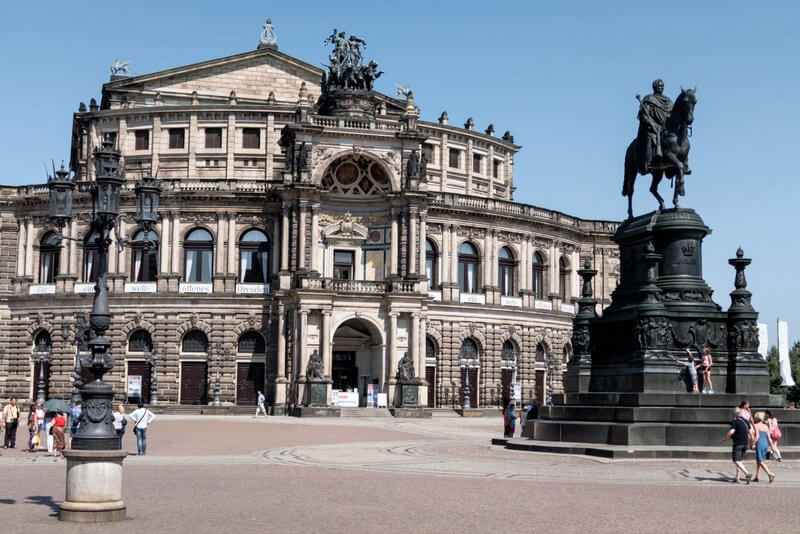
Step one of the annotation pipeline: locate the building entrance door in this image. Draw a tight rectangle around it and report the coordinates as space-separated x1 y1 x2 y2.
332 351 357 391
501 368 513 407
236 362 265 405
181 361 208 405
460 368 478 407
425 366 436 408
535 369 545 404
127 361 152 404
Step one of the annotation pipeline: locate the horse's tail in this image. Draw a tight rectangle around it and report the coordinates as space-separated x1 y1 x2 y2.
622 140 637 196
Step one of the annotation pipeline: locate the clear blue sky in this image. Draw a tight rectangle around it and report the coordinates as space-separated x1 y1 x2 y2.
1 1 798 346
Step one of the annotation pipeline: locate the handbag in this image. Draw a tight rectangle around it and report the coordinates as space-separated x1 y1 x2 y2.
772 424 781 441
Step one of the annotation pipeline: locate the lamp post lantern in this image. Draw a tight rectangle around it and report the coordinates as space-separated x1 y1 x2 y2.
48 137 161 522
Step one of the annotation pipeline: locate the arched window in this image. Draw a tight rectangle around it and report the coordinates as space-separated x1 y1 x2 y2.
320 154 391 195
425 239 438 288
532 252 544 299
238 331 266 354
535 343 546 362
458 242 479 293
498 247 515 297
130 229 159 282
559 257 570 300
184 228 214 282
128 329 153 353
460 338 479 361
83 229 101 283
34 330 52 353
239 229 270 284
182 330 209 353
39 232 61 283
426 337 436 360
501 340 517 363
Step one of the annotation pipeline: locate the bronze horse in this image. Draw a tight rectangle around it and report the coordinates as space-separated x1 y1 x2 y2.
623 88 697 218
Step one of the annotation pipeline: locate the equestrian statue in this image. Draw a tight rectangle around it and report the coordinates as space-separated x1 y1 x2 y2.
622 79 697 218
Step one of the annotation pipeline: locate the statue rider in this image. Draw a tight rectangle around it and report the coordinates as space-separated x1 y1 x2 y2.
636 79 672 174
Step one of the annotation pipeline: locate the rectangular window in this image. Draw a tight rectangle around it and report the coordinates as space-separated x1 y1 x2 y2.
448 148 460 169
205 128 222 149
472 154 482 174
422 144 434 165
135 130 149 150
493 159 501 179
333 250 354 280
242 128 260 149
168 128 185 149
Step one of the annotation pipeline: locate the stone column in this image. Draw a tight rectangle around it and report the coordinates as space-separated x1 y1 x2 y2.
276 305 286 378
281 203 290 271
266 114 275 180
409 207 417 276
25 219 34 278
483 230 492 290
159 212 170 273
68 219 78 275
466 138 473 195
321 310 331 376
188 112 197 179
171 212 181 282
226 112 235 177
272 216 280 276
390 208 399 276
440 224 449 286
450 226 458 286
418 316 427 379
152 115 161 175
491 230 499 287
388 313 398 383
571 249 580 300
522 237 531 291
298 310 309 379
16 218 26 276
215 212 225 275
418 211 427 279
310 204 319 273
410 313 420 377
549 242 558 297
297 201 307 270
58 229 69 279
226 212 236 290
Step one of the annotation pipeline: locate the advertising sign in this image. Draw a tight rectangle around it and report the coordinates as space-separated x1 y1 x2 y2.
127 375 142 397
512 382 522 401
337 391 359 407
367 384 378 407
377 393 388 408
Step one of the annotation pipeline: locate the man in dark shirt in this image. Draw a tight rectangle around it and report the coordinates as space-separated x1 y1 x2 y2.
722 407 752 483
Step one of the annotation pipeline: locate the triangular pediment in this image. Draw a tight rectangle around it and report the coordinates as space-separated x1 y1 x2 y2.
103 48 323 105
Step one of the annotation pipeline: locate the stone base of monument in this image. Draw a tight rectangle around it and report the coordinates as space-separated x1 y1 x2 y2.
289 406 341 417
59 449 127 523
390 407 432 418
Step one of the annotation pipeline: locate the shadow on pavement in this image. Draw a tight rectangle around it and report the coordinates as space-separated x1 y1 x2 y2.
26 495 60 516
0 499 16 504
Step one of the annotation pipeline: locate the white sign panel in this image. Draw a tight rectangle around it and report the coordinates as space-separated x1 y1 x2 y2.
331 390 339 406
777 320 795 386
513 382 522 401
236 283 270 295
534 299 553 311
427 290 442 302
377 393 388 408
179 282 213 294
757 322 769 360
29 284 56 295
460 293 485 304
501 296 523 308
127 375 142 397
560 304 576 314
337 391 359 407
125 282 157 293
74 283 95 294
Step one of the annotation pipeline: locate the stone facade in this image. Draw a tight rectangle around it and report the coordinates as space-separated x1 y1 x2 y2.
0 42 619 409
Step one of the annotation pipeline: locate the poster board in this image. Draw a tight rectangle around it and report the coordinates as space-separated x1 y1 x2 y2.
127 375 142 397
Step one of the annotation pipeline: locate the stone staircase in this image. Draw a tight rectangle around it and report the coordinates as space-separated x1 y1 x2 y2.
339 407 393 418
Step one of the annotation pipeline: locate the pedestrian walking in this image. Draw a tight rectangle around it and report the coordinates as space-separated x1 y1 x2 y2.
255 390 267 417
722 407 752 483
113 405 127 439
676 348 699 393
128 403 156 455
507 404 518 438
752 412 776 483
27 407 39 452
69 402 82 444
51 410 67 458
35 402 45 447
2 398 20 448
502 405 510 437
765 410 782 461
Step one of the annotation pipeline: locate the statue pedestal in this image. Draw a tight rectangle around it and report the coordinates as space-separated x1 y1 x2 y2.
397 380 421 408
305 379 330 407
59 450 127 523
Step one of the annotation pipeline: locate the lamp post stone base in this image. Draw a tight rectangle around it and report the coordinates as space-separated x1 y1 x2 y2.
59 449 127 523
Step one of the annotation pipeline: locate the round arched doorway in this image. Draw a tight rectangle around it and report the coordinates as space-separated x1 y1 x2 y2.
331 318 384 406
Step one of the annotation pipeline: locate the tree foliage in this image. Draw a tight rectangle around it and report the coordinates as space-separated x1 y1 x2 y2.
766 341 800 406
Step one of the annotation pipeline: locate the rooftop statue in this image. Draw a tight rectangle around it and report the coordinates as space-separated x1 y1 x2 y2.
622 80 697 218
110 59 130 76
322 28 382 93
259 18 277 48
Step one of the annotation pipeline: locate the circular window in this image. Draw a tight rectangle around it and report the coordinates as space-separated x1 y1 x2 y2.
321 155 391 196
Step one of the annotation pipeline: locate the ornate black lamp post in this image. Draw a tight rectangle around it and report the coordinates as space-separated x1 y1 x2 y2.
461 363 472 410
206 342 229 408
33 338 52 404
544 353 556 406
46 138 161 450
62 314 86 405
